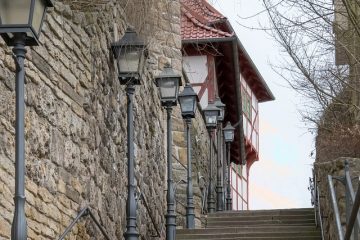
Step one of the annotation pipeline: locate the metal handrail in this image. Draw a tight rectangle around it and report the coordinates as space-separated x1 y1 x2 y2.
174 179 187 211
316 185 325 240
201 183 208 214
58 206 111 240
327 161 360 240
198 175 208 214
328 175 344 240
345 170 360 233
138 192 162 238
309 172 325 240
345 182 360 240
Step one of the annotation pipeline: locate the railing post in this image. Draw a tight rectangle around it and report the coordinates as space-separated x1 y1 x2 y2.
344 179 360 240
345 161 355 240
344 160 360 239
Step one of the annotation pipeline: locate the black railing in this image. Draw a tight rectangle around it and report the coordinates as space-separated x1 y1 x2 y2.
138 191 162 238
197 175 208 214
327 161 360 240
309 169 324 240
173 179 187 211
58 206 111 240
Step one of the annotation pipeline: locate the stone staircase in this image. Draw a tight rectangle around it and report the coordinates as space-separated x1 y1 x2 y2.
177 208 322 239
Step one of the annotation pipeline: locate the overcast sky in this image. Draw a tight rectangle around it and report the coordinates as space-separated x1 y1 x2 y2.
211 0 315 209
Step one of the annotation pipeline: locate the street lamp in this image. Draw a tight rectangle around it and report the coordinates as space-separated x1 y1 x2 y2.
203 103 220 213
111 28 146 85
214 97 225 212
0 1 53 239
155 64 181 240
223 122 235 211
178 84 198 229
111 28 146 240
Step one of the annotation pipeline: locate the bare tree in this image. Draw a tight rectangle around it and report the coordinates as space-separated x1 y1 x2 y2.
261 0 360 128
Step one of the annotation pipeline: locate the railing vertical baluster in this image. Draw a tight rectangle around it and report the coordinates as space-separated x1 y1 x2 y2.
139 192 162 238
346 175 353 240
345 180 360 240
328 175 345 240
345 167 360 239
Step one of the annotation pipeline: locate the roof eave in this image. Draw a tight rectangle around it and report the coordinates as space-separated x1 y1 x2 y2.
182 35 236 44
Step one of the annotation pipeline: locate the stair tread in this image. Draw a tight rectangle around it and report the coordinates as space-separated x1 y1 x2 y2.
178 208 320 239
177 226 319 233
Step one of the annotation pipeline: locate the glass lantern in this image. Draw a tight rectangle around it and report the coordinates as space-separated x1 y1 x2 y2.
214 97 226 122
111 28 146 85
0 0 53 46
203 103 220 129
155 64 181 106
223 121 235 143
178 84 198 119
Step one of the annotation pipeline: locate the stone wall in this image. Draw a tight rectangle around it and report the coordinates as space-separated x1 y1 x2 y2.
314 158 360 239
0 0 211 239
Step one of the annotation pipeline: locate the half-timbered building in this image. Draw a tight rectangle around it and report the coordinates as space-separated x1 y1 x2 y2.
181 0 274 210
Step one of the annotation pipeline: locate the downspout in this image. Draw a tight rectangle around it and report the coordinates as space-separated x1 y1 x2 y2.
232 39 246 165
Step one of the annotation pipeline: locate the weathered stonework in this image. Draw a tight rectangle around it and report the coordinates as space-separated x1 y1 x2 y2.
0 0 212 239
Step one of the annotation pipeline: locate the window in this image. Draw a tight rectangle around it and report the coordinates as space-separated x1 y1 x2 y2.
241 88 252 120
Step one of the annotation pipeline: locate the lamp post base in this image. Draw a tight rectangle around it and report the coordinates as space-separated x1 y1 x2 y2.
226 198 232 211
124 231 139 240
216 186 224 211
11 196 27 240
165 212 177 240
207 185 216 213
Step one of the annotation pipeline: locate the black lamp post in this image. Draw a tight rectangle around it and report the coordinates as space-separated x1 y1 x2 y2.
223 122 235 211
203 103 220 213
111 28 146 240
214 97 225 212
155 64 181 240
178 84 198 229
0 1 53 239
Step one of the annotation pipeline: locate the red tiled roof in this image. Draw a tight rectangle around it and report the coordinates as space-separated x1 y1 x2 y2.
181 0 225 23
181 5 233 40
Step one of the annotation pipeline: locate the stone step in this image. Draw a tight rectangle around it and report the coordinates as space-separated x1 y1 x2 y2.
208 208 314 217
176 233 321 240
177 225 319 234
178 208 320 240
176 236 321 240
207 214 315 222
206 219 316 227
